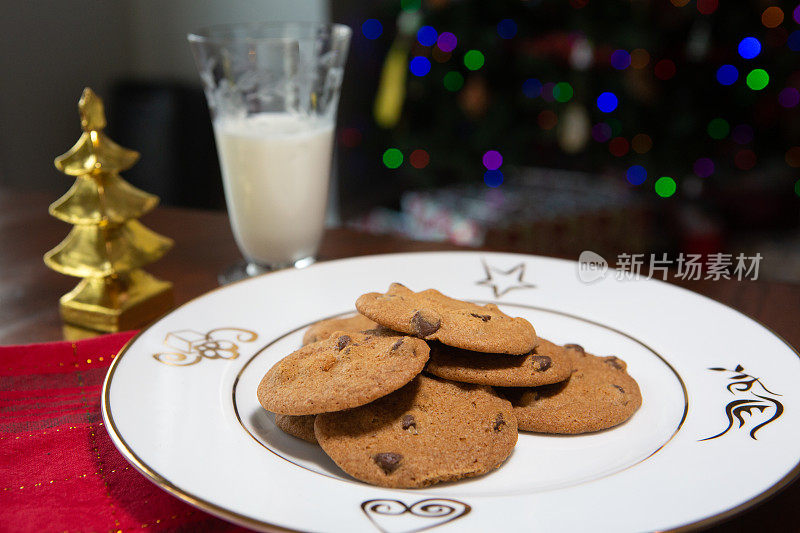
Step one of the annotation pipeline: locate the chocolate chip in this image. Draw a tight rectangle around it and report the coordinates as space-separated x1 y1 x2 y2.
612 384 625 393
411 309 441 337
564 344 585 355
336 335 351 350
530 355 552 371
470 313 491 322
604 356 624 370
391 339 404 351
493 413 506 432
402 414 416 431
373 452 402 474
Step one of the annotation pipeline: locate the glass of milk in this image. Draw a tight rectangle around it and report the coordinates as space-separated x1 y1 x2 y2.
188 22 351 282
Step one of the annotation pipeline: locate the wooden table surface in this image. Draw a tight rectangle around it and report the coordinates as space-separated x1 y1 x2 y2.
2 188 799 531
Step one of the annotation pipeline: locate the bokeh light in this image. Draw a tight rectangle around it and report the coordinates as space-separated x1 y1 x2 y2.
538 110 558 130
362 19 382 40
731 124 754 144
596 92 618 113
734 149 757 170
630 49 650 69
654 59 676 80
779 87 800 108
409 149 430 169
655 177 676 197
484 170 503 187
796 179 800 197
609 137 629 157
608 118 623 137
631 133 653 154
697 0 718 15
789 30 800 52
522 78 543 98
437 32 458 53
592 123 612 143
746 69 769 90
482 150 503 170
443 71 464 92
553 82 573 102
670 0 690 6
432 47 451 63
762 7 784 28
338 127 362 148
738 37 762 59
785 146 800 167
464 50 485 70
540 82 556 102
795 5 800 24
626 165 647 185
497 19 518 39
417 26 438 47
383 148 403 169
707 118 730 139
401 0 421 12
409 56 431 77
716 65 738 85
693 157 715 177
610 50 631 70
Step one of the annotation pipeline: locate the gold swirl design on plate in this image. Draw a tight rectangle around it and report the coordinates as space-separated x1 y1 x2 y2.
153 327 258 366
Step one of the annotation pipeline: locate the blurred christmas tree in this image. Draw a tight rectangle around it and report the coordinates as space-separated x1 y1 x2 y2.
343 0 800 215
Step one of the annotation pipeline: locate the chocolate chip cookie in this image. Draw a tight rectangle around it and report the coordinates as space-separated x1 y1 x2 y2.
258 331 429 415
425 338 572 387
302 313 378 346
315 375 517 488
274 414 318 444
356 283 536 354
501 344 642 434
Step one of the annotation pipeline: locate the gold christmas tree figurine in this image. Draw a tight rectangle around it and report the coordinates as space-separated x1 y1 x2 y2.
44 88 174 332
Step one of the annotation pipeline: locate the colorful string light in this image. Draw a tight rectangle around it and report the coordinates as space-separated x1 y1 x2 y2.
464 50 485 70
361 19 382 40
762 7 784 28
707 118 730 139
697 0 718 14
592 123 612 143
383 148 403 169
401 0 421 12
443 72 464 92
779 87 800 108
631 133 652 154
437 32 458 53
626 165 647 185
738 37 762 59
522 78 542 98
786 147 800 167
409 56 431 77
538 110 558 130
734 149 757 170
540 82 556 102
693 157 715 177
484 170 503 187
409 149 430 169
716 65 738 85
795 5 800 24
655 177 677 197
417 26 438 47
630 49 650 69
610 50 631 70
497 19 518 39
482 150 503 170
596 92 618 113
746 69 769 90
609 137 629 157
553 82 573 102
654 59 676 80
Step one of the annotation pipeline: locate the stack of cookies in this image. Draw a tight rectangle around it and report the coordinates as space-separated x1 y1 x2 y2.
257 282 642 488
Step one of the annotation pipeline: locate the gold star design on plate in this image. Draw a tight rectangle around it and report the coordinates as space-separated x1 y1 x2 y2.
476 259 536 298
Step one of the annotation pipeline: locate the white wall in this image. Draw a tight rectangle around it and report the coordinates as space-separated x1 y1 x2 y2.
0 0 328 192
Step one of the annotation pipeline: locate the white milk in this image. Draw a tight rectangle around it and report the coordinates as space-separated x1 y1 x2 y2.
213 113 334 266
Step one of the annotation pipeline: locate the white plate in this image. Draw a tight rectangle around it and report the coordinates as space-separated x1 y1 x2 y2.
102 252 800 532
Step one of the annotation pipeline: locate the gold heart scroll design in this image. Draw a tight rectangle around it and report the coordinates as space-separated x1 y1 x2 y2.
361 498 471 533
153 327 258 366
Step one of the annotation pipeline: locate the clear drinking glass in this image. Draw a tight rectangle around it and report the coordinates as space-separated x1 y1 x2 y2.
188 22 351 283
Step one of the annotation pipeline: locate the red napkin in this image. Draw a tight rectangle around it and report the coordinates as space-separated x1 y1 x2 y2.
0 332 251 532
